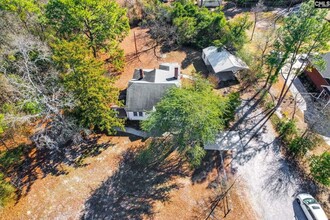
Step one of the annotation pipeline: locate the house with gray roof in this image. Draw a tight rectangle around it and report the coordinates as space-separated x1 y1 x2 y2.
202 46 249 82
125 63 181 120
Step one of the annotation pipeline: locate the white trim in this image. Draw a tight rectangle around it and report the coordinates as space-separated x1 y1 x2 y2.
127 111 149 120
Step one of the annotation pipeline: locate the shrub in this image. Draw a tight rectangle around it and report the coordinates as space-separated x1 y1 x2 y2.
0 114 6 135
0 145 25 170
22 101 41 114
223 92 241 127
270 114 281 127
310 152 330 186
136 139 173 166
136 144 156 166
265 101 275 110
0 173 16 207
277 119 297 143
185 145 206 168
1 103 16 114
288 137 314 157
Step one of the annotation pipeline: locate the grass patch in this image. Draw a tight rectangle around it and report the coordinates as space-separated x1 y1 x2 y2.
0 173 16 207
270 114 281 128
0 145 27 207
0 145 25 171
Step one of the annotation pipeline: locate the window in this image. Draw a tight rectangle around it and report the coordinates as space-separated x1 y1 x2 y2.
133 112 138 117
303 198 318 205
139 112 143 117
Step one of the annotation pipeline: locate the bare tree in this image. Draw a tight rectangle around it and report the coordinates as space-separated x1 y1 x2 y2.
140 2 179 53
250 0 266 41
0 34 84 150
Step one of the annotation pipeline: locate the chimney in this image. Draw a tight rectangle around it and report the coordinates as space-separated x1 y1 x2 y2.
139 69 144 79
174 67 179 79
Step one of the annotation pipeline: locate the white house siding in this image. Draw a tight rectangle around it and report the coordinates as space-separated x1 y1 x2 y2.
202 51 210 65
127 111 148 120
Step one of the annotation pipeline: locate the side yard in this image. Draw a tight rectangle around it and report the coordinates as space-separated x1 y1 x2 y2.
0 7 328 220
116 27 208 90
0 134 257 220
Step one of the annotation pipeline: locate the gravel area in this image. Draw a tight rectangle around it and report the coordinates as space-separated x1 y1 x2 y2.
226 102 315 220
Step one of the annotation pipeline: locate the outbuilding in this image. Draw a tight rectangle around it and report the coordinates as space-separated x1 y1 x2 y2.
202 46 249 82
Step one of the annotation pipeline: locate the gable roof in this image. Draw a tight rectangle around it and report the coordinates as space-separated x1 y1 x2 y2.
126 63 180 112
203 46 248 73
126 83 176 111
131 65 179 83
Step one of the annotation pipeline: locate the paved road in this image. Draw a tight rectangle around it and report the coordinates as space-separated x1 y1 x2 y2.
214 102 313 220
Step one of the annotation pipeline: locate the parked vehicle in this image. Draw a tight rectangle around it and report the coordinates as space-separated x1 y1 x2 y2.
296 194 328 220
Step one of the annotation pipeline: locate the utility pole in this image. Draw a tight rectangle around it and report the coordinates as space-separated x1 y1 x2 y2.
134 31 138 56
205 150 233 220
205 174 238 220
219 151 232 217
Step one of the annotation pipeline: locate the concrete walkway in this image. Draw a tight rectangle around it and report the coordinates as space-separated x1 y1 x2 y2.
280 58 309 111
116 127 149 138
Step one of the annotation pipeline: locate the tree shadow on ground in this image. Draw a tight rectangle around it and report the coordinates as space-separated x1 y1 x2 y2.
191 151 221 184
1 135 114 202
304 98 330 138
114 131 145 142
81 149 188 220
219 112 280 170
263 157 304 199
222 3 251 19
180 47 209 75
261 151 328 209
216 78 240 89
287 74 330 138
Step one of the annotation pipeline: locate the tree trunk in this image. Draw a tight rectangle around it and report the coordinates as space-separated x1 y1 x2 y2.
0 138 9 151
250 12 257 41
92 46 97 58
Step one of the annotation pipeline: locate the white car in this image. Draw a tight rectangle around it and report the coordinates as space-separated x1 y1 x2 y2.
296 193 328 220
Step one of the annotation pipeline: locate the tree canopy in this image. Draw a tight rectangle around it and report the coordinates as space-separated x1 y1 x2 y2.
0 0 129 149
46 0 129 67
310 152 330 186
141 0 251 51
142 78 234 166
52 39 124 133
171 1 251 50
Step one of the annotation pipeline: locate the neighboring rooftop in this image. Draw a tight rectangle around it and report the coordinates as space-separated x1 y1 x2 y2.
126 63 181 112
203 46 248 73
317 52 330 79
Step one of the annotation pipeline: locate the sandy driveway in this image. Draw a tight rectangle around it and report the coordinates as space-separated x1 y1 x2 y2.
221 101 313 220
